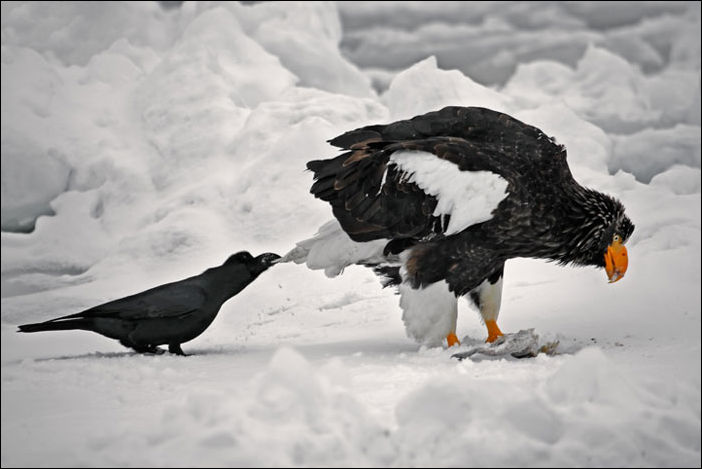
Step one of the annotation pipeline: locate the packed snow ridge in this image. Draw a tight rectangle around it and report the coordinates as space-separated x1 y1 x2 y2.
1 2 700 467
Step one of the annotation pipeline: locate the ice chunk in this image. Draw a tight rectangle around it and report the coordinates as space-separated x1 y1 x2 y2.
649 165 701 195
1 134 70 232
382 56 511 121
610 125 701 183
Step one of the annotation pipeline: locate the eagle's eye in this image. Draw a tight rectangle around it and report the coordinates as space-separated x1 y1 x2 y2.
613 234 621 243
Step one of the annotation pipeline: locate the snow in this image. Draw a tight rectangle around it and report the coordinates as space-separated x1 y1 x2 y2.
382 55 511 120
338 1 700 86
1 1 700 467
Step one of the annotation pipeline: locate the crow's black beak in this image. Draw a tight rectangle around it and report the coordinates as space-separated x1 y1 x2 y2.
256 253 282 266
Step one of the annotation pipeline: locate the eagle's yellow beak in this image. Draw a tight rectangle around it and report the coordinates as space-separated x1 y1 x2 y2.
604 239 628 283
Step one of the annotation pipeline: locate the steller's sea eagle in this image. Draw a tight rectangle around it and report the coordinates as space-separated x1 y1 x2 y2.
282 106 634 347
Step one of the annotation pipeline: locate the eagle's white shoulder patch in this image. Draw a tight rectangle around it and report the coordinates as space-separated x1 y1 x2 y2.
389 150 508 235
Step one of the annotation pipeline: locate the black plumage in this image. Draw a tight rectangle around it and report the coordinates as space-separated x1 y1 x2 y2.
307 106 634 344
17 252 281 355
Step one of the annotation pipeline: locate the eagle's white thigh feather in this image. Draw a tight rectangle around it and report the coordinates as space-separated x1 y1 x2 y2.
472 276 503 322
399 281 457 346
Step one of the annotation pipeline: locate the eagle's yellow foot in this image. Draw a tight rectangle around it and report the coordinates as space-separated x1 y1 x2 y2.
485 320 503 343
446 332 461 347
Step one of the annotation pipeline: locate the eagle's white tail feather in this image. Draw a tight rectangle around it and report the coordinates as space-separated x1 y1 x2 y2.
280 220 387 277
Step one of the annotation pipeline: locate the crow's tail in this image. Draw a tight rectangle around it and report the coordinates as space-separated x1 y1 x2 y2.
18 318 92 333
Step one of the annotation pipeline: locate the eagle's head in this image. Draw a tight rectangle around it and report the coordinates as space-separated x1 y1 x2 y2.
560 188 634 283
599 210 634 283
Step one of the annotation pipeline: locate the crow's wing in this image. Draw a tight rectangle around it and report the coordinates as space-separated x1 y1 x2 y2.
51 279 209 321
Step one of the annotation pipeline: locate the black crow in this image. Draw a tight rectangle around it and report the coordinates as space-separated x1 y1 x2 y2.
17 251 281 355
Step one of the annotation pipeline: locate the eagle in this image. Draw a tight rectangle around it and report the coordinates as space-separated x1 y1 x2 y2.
283 106 634 347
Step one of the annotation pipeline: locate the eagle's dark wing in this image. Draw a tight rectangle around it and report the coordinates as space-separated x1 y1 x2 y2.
308 106 565 245
328 106 559 157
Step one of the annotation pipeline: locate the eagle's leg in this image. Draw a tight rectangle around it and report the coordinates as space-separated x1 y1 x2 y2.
399 280 459 347
446 294 460 347
446 331 461 347
469 267 505 343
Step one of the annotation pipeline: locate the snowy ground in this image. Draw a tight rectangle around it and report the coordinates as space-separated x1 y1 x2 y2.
1 2 700 467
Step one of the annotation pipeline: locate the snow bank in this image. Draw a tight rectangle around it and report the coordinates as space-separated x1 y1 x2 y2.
383 56 511 120
81 347 393 467
1 1 700 467
393 347 700 467
1 1 383 300
505 45 701 133
229 2 374 98
650 165 701 195
0 132 70 232
0 2 176 65
339 1 700 85
610 125 702 183
4 341 696 467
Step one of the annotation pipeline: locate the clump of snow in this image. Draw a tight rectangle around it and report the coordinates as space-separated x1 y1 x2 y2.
135 6 297 182
609 125 702 183
230 2 374 98
83 347 394 467
339 1 700 86
506 45 701 134
392 347 700 467
382 56 512 120
0 133 70 232
1 2 700 467
0 2 176 65
649 165 701 195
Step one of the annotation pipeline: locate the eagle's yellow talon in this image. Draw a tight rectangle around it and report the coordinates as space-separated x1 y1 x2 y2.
485 320 503 343
446 332 461 347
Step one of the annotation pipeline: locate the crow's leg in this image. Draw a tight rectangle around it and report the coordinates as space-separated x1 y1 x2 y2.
123 340 165 355
168 343 187 356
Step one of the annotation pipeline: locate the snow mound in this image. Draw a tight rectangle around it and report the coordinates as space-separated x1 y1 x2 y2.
340 1 700 86
230 1 374 98
393 347 700 467
382 56 511 120
84 347 394 467
0 133 70 232
649 165 701 195
610 125 702 183
1 2 700 468
505 45 701 133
